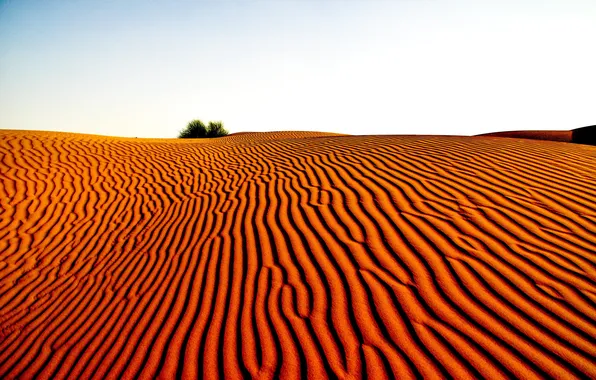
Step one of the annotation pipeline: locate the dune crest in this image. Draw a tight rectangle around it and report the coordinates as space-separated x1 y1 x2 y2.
479 125 596 146
478 129 572 142
1 130 595 379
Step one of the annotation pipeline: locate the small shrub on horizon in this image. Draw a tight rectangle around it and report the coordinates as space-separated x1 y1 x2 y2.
206 121 228 138
179 119 207 138
178 119 229 139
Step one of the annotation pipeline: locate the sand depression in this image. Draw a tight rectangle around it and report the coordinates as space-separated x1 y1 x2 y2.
1 130 595 379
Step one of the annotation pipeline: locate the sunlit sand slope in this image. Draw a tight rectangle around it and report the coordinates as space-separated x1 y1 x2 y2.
1 131 596 379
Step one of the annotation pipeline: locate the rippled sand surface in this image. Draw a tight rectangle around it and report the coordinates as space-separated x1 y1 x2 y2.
1 130 595 379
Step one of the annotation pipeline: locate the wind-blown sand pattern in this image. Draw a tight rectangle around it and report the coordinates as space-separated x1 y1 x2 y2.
1 130 596 379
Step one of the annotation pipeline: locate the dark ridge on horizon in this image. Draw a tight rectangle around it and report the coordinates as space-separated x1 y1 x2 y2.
572 125 596 146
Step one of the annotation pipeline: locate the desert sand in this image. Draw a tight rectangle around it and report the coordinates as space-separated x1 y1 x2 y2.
1 130 595 379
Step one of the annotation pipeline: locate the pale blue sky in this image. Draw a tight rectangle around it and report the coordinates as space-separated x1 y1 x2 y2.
1 0 595 138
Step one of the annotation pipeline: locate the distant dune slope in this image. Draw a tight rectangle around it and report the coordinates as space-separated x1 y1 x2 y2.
478 130 573 142
479 125 596 146
1 130 596 379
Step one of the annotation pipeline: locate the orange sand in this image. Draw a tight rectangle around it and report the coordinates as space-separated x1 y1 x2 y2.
1 130 595 379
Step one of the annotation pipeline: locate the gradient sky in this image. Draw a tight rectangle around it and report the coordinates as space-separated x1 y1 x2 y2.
1 0 595 138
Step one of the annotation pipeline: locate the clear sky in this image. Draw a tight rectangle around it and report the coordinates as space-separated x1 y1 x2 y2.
1 0 595 138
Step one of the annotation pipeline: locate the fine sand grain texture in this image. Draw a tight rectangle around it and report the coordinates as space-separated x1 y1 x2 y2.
1 130 596 379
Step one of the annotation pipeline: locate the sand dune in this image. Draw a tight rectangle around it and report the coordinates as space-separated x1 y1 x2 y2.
479 125 596 146
478 130 573 143
1 130 595 379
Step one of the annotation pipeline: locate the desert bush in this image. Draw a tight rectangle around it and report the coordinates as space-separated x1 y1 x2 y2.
179 119 208 138
178 119 229 138
206 121 228 138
